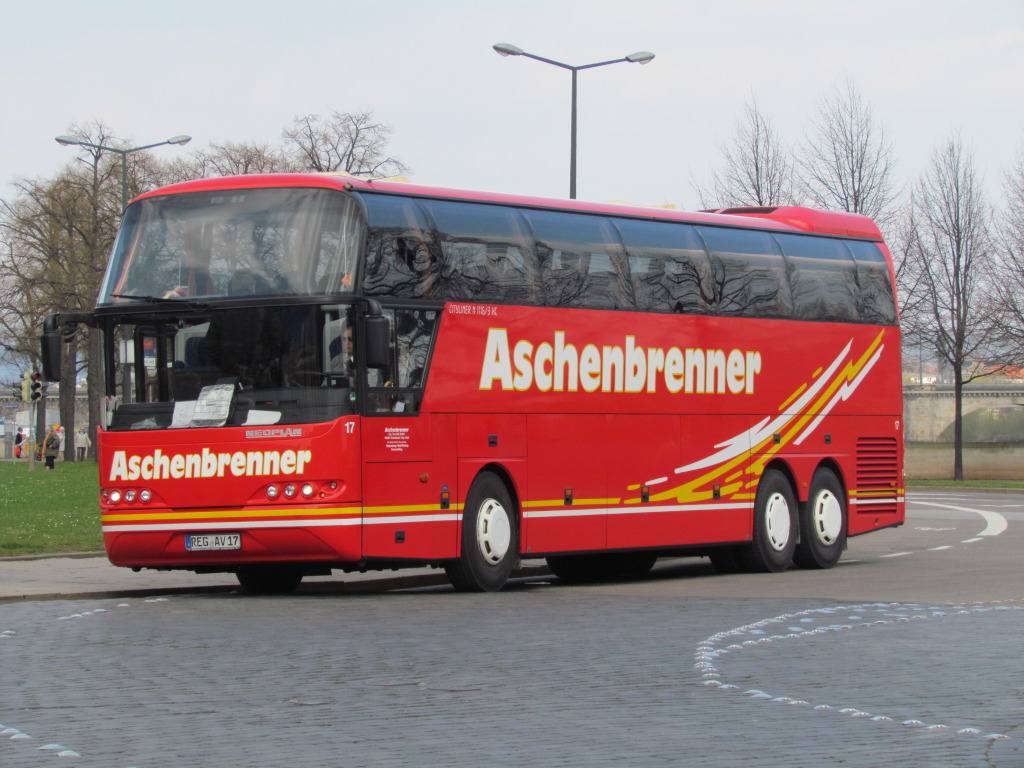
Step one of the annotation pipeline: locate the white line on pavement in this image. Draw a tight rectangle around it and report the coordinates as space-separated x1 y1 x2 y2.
911 502 1008 537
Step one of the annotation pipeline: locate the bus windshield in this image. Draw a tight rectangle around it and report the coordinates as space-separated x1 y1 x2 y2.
99 187 364 304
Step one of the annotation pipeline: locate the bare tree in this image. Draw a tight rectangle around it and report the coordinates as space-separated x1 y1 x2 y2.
162 141 296 184
798 77 900 229
695 97 797 209
0 122 138 458
907 136 1002 480
995 146 1024 361
282 110 409 177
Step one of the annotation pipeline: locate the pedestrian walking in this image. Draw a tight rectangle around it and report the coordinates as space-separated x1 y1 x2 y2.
75 427 91 461
14 428 24 458
42 426 61 470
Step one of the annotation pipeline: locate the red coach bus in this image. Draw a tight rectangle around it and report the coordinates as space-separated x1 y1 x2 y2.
42 174 904 593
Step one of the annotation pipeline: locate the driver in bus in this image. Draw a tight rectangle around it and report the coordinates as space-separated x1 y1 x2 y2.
327 323 356 383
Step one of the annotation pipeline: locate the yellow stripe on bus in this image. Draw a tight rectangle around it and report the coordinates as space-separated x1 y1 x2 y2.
101 506 360 522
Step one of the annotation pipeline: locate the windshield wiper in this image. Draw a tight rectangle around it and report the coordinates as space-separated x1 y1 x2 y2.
110 293 209 311
111 293 166 302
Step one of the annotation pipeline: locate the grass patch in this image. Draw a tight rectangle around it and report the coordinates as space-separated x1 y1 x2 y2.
0 460 103 556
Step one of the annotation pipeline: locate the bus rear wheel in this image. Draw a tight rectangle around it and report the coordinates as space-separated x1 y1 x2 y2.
445 472 518 592
235 565 304 595
739 469 797 573
794 468 847 569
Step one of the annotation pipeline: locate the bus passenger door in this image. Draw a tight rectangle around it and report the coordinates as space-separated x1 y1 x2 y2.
361 414 459 561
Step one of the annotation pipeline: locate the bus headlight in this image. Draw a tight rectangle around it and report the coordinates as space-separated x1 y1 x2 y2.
283 484 297 498
266 485 280 500
301 483 315 498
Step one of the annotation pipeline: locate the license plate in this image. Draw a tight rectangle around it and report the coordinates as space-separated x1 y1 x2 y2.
185 533 241 551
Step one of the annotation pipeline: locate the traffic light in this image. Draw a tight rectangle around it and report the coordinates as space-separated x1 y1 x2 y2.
30 371 42 402
11 381 21 401
20 371 31 402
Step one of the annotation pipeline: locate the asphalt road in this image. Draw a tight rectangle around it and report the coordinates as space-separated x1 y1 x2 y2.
1 489 1021 767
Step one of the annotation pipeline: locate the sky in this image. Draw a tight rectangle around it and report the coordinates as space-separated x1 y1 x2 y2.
2 0 1024 210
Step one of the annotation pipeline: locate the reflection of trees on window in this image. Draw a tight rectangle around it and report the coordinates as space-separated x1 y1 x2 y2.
425 200 537 304
394 309 437 389
365 228 442 298
617 219 713 314
527 210 629 309
359 191 897 326
847 240 897 324
363 194 437 298
775 233 858 321
697 226 792 318
367 308 438 414
312 199 362 294
108 188 362 302
537 246 589 307
364 197 541 304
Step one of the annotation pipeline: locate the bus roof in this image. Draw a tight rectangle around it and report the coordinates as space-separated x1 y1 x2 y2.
136 173 884 241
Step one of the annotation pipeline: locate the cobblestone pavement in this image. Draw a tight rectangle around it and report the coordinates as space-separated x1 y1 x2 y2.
1 589 1021 767
0 490 1021 767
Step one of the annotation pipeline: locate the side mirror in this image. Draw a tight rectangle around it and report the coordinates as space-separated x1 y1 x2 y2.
41 313 62 382
365 314 391 369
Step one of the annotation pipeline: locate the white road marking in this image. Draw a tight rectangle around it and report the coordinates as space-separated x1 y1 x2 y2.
696 601 1023 743
911 501 1008 537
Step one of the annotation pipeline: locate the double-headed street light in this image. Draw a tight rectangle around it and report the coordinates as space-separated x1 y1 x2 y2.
55 134 192 211
493 43 654 199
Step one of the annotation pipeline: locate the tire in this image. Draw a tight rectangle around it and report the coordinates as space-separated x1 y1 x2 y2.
445 472 518 592
738 468 797 573
546 552 657 583
236 565 304 595
794 468 847 569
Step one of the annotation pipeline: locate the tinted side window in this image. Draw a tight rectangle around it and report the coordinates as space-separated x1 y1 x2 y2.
526 210 631 309
367 308 438 414
847 240 898 325
774 233 859 322
362 196 439 299
420 201 538 304
615 218 713 314
697 227 792 318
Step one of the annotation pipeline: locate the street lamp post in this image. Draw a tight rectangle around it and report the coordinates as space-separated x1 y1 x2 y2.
55 134 192 211
493 43 654 199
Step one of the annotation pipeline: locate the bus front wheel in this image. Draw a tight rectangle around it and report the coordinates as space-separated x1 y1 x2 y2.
445 472 518 592
739 469 797 573
793 468 847 569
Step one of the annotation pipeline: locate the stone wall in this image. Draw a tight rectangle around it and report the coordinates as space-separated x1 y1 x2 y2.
903 388 1024 442
906 442 1024 481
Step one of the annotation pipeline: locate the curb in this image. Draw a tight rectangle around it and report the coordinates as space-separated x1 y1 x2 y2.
0 564 551 604
0 552 106 563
